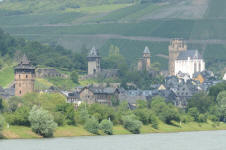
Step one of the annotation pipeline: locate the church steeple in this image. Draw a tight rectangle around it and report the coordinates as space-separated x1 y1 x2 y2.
137 46 151 71
87 46 101 75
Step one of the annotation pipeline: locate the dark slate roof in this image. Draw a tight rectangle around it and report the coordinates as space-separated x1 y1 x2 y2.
20 54 30 65
89 87 118 94
176 50 202 60
68 92 80 98
15 54 35 70
88 46 100 57
143 46 150 54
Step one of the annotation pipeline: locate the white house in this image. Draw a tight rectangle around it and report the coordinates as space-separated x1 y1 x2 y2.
175 50 205 78
223 73 226 80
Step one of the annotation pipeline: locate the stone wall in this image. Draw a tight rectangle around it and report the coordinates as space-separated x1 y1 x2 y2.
36 68 68 78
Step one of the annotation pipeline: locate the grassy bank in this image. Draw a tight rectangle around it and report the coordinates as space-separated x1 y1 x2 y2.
2 121 226 139
0 66 14 88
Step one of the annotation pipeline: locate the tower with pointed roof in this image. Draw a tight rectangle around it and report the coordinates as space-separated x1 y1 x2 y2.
87 46 101 75
14 54 35 96
137 46 151 71
168 39 187 76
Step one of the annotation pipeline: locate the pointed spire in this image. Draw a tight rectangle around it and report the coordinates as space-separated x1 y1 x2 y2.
194 50 199 59
88 46 98 57
20 54 30 65
143 46 150 54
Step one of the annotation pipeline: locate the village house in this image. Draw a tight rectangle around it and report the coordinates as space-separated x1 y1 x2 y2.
223 73 226 80
67 86 120 107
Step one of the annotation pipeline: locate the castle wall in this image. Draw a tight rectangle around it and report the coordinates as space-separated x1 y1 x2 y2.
145 57 151 71
88 60 100 75
137 59 143 71
15 73 35 96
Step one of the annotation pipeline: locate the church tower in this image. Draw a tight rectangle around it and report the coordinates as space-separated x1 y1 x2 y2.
14 55 35 96
143 46 151 71
87 46 101 75
137 46 151 71
168 39 187 76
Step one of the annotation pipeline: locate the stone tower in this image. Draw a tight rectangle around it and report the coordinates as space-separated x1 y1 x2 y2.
137 46 151 71
14 55 35 96
87 46 101 75
168 39 187 76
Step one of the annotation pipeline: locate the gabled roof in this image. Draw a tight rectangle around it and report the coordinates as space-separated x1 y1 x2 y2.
89 87 119 94
80 86 119 95
177 50 202 60
143 46 150 54
15 54 35 70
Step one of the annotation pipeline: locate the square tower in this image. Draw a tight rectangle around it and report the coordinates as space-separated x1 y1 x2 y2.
168 39 187 76
87 46 101 75
14 55 35 96
137 46 151 71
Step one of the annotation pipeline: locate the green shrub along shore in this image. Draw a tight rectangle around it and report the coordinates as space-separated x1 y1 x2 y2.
0 82 226 139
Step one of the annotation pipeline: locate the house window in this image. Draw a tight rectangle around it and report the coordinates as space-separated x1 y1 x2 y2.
26 75 28 78
194 62 197 73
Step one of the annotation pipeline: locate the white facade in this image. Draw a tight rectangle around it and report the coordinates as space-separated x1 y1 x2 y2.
223 73 226 80
175 57 205 78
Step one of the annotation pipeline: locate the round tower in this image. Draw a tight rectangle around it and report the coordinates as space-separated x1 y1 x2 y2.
143 46 151 71
87 46 101 75
168 39 187 76
14 54 35 96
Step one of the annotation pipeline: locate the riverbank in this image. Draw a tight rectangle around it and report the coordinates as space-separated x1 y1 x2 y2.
2 121 226 139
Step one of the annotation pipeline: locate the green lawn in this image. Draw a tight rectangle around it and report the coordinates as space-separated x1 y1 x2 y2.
35 78 53 91
0 66 14 88
2 126 41 139
2 121 226 139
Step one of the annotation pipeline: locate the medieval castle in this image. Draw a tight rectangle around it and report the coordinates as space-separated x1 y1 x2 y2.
14 55 35 96
13 39 206 97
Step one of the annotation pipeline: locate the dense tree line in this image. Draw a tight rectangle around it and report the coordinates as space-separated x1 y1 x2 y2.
0 28 87 71
100 45 164 89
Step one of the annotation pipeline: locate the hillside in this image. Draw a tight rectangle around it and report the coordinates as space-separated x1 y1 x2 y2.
0 0 226 73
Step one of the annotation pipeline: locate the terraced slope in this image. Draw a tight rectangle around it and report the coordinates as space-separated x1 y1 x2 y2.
0 0 226 73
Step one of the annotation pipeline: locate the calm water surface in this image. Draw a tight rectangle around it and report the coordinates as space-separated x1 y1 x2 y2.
0 131 226 150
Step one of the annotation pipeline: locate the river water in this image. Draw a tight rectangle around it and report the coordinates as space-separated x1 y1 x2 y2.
0 131 226 150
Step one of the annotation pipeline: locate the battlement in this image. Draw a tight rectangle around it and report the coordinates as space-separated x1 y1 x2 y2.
169 39 187 52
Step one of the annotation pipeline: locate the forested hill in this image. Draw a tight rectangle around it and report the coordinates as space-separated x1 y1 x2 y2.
0 28 87 71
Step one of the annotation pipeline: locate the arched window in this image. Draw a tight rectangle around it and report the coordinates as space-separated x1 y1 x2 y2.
194 62 197 73
26 75 28 78
19 90 22 95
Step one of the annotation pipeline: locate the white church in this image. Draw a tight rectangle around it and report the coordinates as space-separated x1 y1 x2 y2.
175 50 205 78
